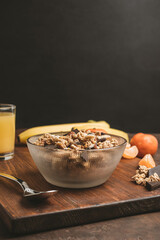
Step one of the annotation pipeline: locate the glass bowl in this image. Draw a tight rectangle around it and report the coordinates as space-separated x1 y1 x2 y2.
27 132 127 188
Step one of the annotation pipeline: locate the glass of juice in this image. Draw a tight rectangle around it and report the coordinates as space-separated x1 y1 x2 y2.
0 104 16 160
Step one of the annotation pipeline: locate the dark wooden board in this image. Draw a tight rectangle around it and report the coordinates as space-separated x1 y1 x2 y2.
0 133 160 235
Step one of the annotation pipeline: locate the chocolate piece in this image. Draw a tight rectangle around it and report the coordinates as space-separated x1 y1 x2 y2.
71 128 79 134
147 165 160 177
146 181 160 191
97 137 107 142
101 132 107 135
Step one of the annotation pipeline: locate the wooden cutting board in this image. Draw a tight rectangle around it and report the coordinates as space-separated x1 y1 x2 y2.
0 136 160 235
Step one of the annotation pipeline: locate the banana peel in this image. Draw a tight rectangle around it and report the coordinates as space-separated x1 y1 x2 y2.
18 120 128 144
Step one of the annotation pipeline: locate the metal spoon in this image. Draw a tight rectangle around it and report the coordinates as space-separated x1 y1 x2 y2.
0 173 58 199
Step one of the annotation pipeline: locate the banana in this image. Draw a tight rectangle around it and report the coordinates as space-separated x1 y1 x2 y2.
18 120 129 144
18 121 110 144
105 128 129 142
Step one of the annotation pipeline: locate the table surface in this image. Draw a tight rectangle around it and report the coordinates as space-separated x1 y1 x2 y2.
0 131 160 240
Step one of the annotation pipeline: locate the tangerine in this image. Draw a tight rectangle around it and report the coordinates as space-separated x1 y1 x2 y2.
87 128 108 133
122 144 138 159
130 133 158 157
138 154 156 168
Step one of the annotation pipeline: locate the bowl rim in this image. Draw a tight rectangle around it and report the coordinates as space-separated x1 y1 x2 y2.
27 131 127 152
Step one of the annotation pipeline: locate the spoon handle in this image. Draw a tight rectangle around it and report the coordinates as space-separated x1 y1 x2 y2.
0 173 30 192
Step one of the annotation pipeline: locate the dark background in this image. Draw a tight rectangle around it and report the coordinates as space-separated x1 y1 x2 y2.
1 0 160 132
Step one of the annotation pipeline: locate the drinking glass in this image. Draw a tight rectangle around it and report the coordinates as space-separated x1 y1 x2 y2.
0 104 16 160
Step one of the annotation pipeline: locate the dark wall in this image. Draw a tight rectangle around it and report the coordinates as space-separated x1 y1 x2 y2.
1 0 160 132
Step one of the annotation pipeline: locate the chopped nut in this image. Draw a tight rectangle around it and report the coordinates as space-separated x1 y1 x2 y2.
132 165 160 186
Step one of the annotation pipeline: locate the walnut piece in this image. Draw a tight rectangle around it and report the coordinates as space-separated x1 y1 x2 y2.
132 165 160 186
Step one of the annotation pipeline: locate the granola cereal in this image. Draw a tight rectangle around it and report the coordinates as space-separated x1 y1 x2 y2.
132 165 160 186
34 129 119 150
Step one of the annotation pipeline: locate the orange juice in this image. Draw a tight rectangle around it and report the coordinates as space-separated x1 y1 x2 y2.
0 112 15 154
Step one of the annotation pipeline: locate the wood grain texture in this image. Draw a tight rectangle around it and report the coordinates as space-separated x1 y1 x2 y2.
1 211 160 240
0 132 160 234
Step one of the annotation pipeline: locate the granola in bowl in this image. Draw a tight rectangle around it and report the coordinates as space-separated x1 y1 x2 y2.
34 129 119 150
